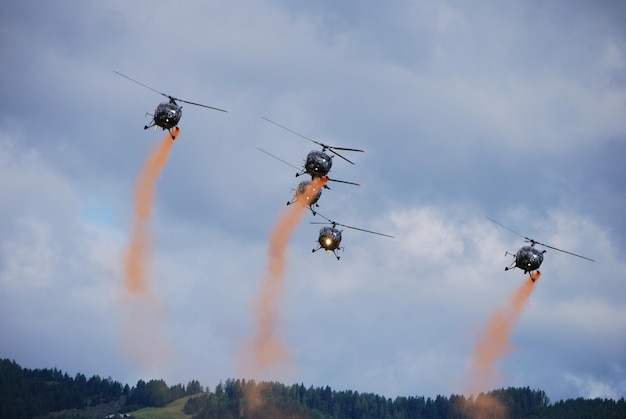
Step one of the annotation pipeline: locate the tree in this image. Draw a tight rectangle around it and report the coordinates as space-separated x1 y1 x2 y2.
187 379 204 395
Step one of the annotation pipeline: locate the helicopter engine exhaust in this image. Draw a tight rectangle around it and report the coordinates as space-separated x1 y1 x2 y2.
238 177 328 380
120 128 179 373
461 274 539 418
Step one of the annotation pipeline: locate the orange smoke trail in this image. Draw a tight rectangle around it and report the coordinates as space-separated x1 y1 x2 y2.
119 129 178 373
462 273 540 418
240 177 328 378
124 129 178 293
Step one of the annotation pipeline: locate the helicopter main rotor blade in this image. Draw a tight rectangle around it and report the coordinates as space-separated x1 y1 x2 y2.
326 177 361 187
312 211 333 223
330 145 366 152
313 211 394 238
486 216 595 262
327 146 366 165
114 71 169 99
530 240 596 262
263 117 323 147
256 148 361 186
115 71 227 112
257 147 302 171
175 98 228 112
484 216 527 239
263 117 365 164
335 222 395 238
327 148 357 165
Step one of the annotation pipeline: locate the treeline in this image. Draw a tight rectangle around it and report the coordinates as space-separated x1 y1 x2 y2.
1 358 625 418
0 358 126 418
0 358 202 418
124 377 203 411
184 378 626 419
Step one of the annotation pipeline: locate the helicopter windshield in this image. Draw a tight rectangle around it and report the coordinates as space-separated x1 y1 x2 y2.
515 246 544 271
306 151 332 177
154 103 182 129
318 226 342 250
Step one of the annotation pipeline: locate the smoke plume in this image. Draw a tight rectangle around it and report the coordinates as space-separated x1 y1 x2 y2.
120 129 178 373
238 177 328 378
462 274 540 418
124 129 178 293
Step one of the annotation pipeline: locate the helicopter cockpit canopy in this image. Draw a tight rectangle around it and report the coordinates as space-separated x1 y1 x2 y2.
305 150 333 178
515 245 545 272
295 181 322 205
154 102 182 129
318 226 342 251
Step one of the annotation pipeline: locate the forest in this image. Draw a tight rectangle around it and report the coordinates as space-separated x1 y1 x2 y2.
0 358 624 418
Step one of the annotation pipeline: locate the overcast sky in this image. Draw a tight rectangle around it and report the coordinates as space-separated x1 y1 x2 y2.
1 0 625 403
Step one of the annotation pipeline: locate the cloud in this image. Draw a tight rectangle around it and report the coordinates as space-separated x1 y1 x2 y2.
565 372 626 400
0 0 625 404
0 134 130 378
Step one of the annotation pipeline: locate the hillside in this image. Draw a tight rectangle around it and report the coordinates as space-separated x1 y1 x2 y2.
1 359 625 418
129 396 193 419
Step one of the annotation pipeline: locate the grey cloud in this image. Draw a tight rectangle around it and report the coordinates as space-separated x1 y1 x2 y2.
0 0 624 404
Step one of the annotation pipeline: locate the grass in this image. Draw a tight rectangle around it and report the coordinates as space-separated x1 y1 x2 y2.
129 396 194 419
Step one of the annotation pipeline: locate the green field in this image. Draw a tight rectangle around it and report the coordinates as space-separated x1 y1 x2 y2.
129 396 193 419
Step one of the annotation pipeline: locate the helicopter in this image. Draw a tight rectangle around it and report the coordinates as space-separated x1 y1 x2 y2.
114 71 227 139
262 117 365 179
257 147 359 215
288 180 323 215
311 212 394 260
485 216 595 281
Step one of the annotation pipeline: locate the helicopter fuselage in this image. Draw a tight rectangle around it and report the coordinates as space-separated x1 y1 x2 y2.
513 245 545 273
311 213 393 260
305 150 333 178
290 180 322 211
485 216 594 280
153 102 182 130
115 71 226 136
318 226 342 251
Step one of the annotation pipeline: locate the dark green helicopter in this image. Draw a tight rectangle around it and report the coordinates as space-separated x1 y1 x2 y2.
485 217 595 281
262 117 365 179
115 71 227 139
311 212 394 260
